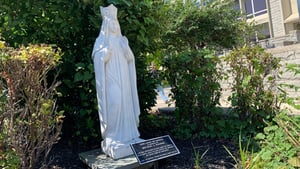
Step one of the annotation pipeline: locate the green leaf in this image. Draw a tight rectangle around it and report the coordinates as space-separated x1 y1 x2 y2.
261 150 273 160
264 125 278 133
216 120 225 127
242 75 251 86
123 0 132 6
255 133 265 140
83 136 88 142
74 72 84 82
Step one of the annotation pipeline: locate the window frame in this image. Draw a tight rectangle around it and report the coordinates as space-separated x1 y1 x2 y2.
244 0 267 18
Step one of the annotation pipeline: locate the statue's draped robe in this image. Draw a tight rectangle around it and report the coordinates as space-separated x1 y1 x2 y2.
92 4 141 159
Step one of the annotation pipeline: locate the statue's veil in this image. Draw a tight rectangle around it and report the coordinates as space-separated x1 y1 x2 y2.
92 4 119 58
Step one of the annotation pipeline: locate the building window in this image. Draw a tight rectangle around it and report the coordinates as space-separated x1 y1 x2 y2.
245 0 267 18
234 0 240 10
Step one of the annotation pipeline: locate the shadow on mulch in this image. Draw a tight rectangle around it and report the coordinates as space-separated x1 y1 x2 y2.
47 140 89 169
48 108 238 169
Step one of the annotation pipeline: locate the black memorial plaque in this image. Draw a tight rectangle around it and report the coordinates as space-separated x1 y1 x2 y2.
130 135 180 165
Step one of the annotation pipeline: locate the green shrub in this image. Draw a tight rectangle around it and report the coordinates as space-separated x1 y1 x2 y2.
0 43 63 168
225 45 282 134
0 133 20 169
160 0 247 139
253 112 300 169
0 0 100 146
163 49 222 139
0 0 163 146
162 0 246 51
224 112 300 169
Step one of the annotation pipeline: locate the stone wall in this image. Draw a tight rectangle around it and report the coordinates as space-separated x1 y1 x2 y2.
269 0 286 37
267 44 300 98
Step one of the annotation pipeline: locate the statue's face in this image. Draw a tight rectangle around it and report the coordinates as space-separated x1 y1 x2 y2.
109 20 120 34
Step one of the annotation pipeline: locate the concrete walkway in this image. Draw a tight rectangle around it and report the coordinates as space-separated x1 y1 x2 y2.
150 87 175 114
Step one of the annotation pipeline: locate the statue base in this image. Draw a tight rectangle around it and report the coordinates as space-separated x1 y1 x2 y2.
79 148 155 169
101 138 144 159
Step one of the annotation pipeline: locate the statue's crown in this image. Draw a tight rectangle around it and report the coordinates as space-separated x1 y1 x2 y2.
100 4 117 20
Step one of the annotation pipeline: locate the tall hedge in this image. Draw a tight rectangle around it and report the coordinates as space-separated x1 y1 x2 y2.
0 0 164 146
161 0 248 139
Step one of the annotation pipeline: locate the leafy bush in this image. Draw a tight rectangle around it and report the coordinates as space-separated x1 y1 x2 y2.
162 0 246 51
0 0 163 145
224 112 300 169
253 112 300 169
0 132 20 169
225 45 282 134
163 49 222 139
160 0 246 139
0 43 63 168
0 0 100 146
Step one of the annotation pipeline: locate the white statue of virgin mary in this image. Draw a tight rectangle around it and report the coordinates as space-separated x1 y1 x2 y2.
92 4 142 159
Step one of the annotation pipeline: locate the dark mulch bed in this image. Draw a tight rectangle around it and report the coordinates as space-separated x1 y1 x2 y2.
48 141 87 169
156 138 237 169
48 137 237 169
48 110 238 169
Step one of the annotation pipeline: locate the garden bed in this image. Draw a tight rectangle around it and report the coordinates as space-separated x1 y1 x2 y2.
48 137 237 169
48 96 239 169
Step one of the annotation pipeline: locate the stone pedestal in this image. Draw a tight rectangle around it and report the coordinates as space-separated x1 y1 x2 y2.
79 149 154 169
